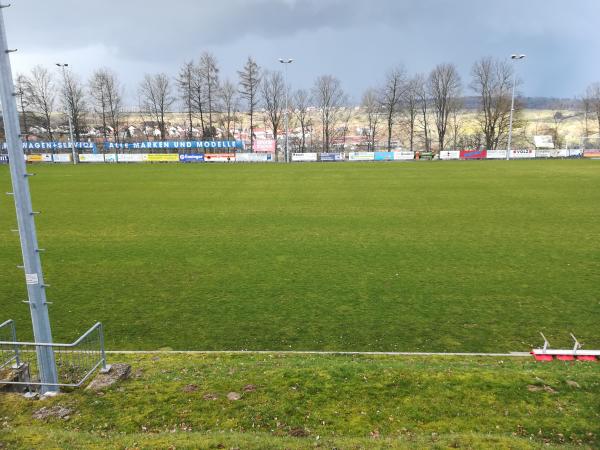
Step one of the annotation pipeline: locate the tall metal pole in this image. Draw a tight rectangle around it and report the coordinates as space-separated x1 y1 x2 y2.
506 54 525 160
279 59 293 163
56 63 77 164
0 4 58 393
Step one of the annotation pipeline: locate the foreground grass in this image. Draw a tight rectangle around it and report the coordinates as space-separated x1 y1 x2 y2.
1 354 599 449
0 160 599 351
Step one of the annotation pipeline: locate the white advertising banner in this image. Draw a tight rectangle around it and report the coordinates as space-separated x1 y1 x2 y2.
393 151 415 160
204 153 236 162
439 150 460 160
486 150 507 159
117 153 146 162
292 152 318 162
53 153 72 163
79 154 105 163
510 149 536 159
348 152 375 161
236 153 273 162
104 153 118 163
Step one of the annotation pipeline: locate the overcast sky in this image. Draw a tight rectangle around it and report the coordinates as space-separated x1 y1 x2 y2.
4 0 599 104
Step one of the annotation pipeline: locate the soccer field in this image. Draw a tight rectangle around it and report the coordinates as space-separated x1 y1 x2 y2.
0 160 598 352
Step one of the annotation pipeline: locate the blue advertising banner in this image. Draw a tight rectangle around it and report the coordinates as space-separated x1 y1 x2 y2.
2 141 96 151
320 152 343 161
374 151 394 161
179 154 205 162
104 140 243 150
0 154 8 164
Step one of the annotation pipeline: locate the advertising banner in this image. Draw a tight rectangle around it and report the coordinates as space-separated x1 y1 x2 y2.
146 153 179 162
567 149 582 157
236 153 273 162
179 154 205 162
348 152 375 161
460 149 487 159
104 153 118 163
509 149 535 159
319 152 344 161
439 150 460 160
536 149 562 158
117 153 146 163
79 154 105 163
25 154 44 162
583 150 600 158
486 150 507 159
292 153 318 162
204 153 236 162
252 139 276 153
0 154 7 164
393 151 415 160
3 141 96 151
374 151 394 161
53 153 72 163
104 140 242 150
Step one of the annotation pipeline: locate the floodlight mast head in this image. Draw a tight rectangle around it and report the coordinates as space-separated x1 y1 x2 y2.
279 58 293 64
511 54 526 60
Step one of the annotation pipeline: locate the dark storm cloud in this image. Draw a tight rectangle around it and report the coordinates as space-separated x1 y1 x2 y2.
4 0 600 100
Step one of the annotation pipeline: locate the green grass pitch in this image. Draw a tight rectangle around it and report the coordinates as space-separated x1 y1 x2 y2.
0 160 598 352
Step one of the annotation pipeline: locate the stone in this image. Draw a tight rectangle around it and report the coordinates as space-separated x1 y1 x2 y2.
86 363 131 391
227 392 241 401
566 380 580 388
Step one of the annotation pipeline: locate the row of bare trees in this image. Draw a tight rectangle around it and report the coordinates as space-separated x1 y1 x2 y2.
15 65 123 142
360 57 522 153
13 55 532 152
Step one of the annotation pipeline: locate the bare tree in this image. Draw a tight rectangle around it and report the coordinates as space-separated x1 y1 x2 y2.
292 89 311 152
584 82 600 138
138 73 175 140
362 88 380 150
24 65 55 141
89 68 123 142
414 74 430 152
312 74 346 151
238 57 261 151
59 67 87 141
379 67 407 150
401 76 421 151
260 70 285 161
177 61 196 139
428 63 461 152
470 57 517 150
218 79 238 140
198 52 220 137
15 74 32 141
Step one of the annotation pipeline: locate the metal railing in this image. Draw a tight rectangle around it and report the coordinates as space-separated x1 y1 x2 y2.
0 321 107 388
0 319 20 370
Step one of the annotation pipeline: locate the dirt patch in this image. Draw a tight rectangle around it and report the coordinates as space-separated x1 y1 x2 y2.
182 384 198 393
86 363 131 391
227 392 241 401
289 427 309 437
32 406 73 421
203 393 219 401
242 384 256 392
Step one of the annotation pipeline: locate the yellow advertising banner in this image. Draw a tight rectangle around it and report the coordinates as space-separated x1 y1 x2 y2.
145 154 179 162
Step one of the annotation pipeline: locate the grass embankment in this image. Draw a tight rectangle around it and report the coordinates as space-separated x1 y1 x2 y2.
0 161 598 352
1 353 599 449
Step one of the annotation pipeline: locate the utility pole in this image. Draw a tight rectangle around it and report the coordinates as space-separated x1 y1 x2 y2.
507 54 526 160
0 4 58 393
279 58 293 163
56 63 77 164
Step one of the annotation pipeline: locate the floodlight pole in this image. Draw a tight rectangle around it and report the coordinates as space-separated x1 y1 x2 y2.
0 4 58 392
507 54 526 160
279 58 293 163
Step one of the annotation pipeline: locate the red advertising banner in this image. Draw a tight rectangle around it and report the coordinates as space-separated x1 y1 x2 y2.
204 153 236 162
460 149 487 159
253 139 276 153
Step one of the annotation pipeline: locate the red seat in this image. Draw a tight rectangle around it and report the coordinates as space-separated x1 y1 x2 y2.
533 354 554 361
556 355 575 361
576 355 597 361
